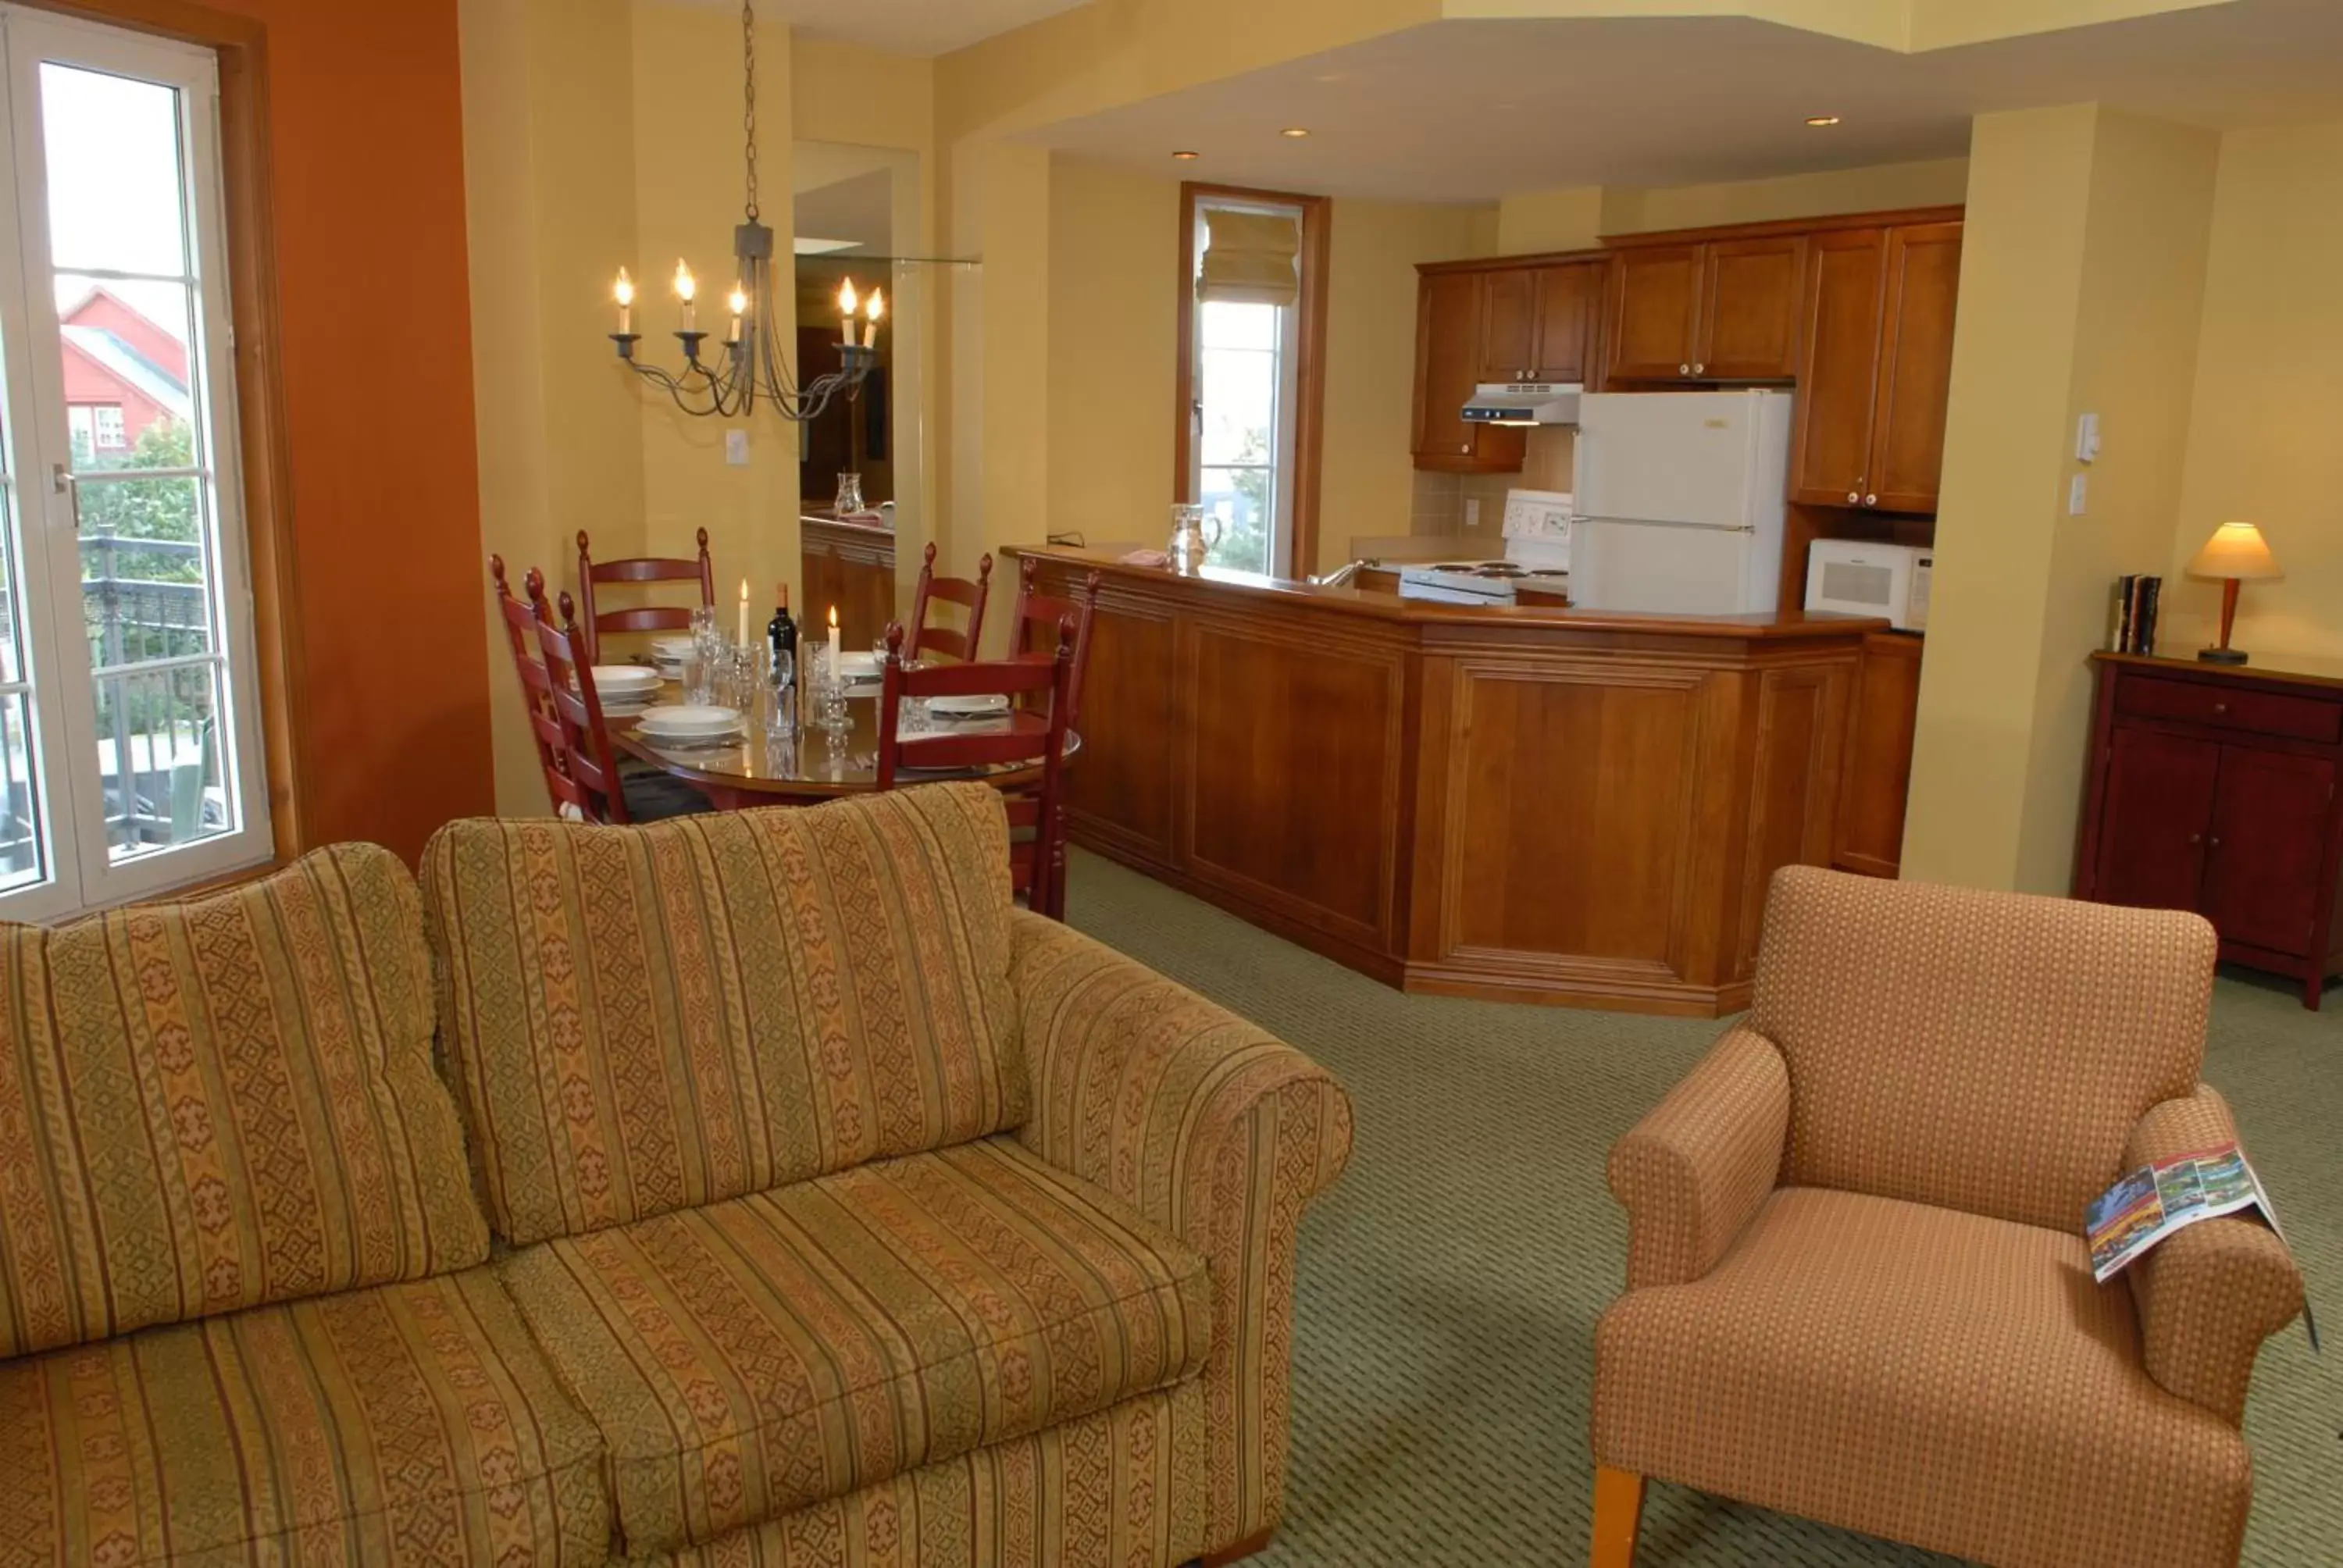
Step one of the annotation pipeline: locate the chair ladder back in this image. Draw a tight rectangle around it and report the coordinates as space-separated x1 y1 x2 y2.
533 589 631 824
907 542 994 662
574 526 717 664
1009 560 1103 726
491 557 574 812
876 618 1075 915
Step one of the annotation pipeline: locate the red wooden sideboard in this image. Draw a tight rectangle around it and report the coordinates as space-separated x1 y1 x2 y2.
2075 652 2343 1009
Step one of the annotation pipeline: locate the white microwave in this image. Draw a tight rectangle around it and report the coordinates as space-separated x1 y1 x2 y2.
1806 540 1932 631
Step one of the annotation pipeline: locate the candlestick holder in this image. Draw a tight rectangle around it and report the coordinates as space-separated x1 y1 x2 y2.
612 333 641 361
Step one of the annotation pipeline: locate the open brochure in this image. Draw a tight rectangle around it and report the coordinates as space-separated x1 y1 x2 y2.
2085 1142 2320 1351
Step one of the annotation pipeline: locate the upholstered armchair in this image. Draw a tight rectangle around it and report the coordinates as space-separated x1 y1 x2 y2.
1591 868 2305 1568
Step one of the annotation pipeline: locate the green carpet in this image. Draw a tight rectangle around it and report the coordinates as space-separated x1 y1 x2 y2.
1064 850 2341 1567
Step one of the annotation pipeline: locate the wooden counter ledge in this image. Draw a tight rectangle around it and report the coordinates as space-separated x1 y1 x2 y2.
1009 545 1887 1017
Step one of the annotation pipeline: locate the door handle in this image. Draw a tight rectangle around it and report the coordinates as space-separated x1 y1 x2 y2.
1864 494 1878 507
2208 836 2222 850
2188 833 2202 845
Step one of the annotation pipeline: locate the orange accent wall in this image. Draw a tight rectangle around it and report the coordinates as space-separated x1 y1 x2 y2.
183 0 494 864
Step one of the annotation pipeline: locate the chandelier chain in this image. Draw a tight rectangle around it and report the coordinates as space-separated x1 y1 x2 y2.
741 0 759 221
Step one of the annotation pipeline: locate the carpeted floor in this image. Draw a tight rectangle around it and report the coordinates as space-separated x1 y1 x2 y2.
1062 850 2341 1568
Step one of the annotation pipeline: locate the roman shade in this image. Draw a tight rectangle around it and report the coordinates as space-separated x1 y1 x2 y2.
1198 207 1301 306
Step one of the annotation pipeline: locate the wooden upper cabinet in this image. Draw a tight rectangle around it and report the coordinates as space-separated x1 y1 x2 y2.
1532 262 1599 383
1699 236 1806 380
1476 267 1538 383
1788 219 1963 515
1413 269 1523 474
1604 236 1806 383
1869 222 1964 515
1788 228 1890 508
1604 245 1704 380
1475 262 1599 384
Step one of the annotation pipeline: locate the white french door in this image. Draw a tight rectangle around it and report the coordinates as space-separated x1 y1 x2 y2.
0 6 267 921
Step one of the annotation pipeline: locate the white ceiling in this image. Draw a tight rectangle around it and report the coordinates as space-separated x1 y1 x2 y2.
761 0 1086 57
1025 0 2343 202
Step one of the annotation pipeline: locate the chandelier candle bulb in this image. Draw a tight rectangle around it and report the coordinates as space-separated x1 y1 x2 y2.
614 267 635 335
862 287 883 349
838 279 858 346
674 258 697 330
727 283 747 343
737 578 751 647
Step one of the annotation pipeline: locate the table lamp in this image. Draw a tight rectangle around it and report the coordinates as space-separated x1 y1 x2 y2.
2184 520 2283 665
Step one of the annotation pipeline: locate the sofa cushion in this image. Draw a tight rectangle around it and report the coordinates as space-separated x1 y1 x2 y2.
498 1135 1212 1556
0 843 487 1358
0 1270 609 1568
1593 1186 2252 1568
423 784 1029 1245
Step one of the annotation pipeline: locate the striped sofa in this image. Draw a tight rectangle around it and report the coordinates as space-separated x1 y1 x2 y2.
0 782 1353 1567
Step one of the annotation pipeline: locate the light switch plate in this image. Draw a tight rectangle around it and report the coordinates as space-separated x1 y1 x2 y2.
2075 412 2101 464
725 429 750 466
2069 473 2089 516
1464 497 1481 531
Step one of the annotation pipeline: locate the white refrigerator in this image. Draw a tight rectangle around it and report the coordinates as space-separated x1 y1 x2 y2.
1568 390 1795 615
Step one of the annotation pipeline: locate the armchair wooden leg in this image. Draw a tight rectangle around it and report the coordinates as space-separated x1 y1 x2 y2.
1591 1466 1646 1568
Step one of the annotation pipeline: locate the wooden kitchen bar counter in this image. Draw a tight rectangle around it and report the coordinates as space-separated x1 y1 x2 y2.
1013 545 1885 1016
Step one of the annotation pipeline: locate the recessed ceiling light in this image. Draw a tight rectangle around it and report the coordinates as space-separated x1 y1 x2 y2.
1806 115 1842 127
1172 150 1200 160
1280 127 1311 139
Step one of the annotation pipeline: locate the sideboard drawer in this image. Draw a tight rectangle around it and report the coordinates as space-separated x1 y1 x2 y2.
2115 673 2343 745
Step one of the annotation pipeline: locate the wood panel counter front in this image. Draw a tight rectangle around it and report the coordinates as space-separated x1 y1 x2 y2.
1011 547 1884 1016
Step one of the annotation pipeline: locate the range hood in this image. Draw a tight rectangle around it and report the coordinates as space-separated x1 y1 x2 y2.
1461 381 1582 426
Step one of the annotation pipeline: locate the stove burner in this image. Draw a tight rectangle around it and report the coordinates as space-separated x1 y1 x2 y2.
1475 564 1527 578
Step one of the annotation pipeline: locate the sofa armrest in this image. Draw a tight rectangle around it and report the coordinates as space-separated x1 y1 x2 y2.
2122 1085 2305 1425
1607 1025 1789 1289
1007 911 1353 1545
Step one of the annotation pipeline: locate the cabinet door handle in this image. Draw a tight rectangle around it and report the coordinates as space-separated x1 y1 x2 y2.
1679 364 1690 375
1847 491 1860 504
2212 701 2228 715
1864 494 1878 507
2209 836 2222 850
2188 832 2202 845
1693 362 1706 375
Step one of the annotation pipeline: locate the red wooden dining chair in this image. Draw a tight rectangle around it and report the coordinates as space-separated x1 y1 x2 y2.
876 617 1075 918
490 555 571 811
574 526 715 664
531 590 634 824
905 542 993 661
1007 558 1103 727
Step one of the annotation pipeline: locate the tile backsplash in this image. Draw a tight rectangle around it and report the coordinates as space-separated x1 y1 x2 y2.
1411 427 1575 546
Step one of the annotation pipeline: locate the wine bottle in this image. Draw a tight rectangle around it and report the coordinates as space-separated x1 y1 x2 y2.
768 583 797 665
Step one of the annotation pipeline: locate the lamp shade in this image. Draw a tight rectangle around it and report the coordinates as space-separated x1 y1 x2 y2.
2185 520 2284 581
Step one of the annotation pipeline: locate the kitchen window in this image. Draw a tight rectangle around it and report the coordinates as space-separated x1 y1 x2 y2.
1175 184 1328 579
0 7 271 919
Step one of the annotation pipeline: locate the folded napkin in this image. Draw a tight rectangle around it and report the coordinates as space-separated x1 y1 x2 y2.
1119 547 1172 568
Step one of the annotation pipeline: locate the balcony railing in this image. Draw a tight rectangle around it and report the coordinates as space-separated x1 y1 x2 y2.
0 532 226 878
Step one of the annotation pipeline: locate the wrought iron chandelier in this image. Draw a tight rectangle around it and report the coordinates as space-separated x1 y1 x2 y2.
606 0 880 421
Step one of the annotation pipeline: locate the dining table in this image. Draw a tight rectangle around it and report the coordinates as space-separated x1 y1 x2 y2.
608 677 1080 813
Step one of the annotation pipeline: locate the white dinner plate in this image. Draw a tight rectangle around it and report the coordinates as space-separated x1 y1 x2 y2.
926 693 1011 718
592 665 662 694
651 636 696 659
836 651 883 679
634 704 743 737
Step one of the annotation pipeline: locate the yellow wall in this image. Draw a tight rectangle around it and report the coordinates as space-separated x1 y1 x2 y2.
462 0 802 814
1903 105 2220 892
1047 158 1179 554
1321 198 1497 571
2167 117 2343 663
462 0 649 815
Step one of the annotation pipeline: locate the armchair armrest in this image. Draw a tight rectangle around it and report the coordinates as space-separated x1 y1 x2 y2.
2122 1085 2304 1424
1607 1026 1789 1289
1007 911 1353 1545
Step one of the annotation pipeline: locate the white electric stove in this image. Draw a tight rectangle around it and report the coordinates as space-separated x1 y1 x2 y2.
1397 489 1573 604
